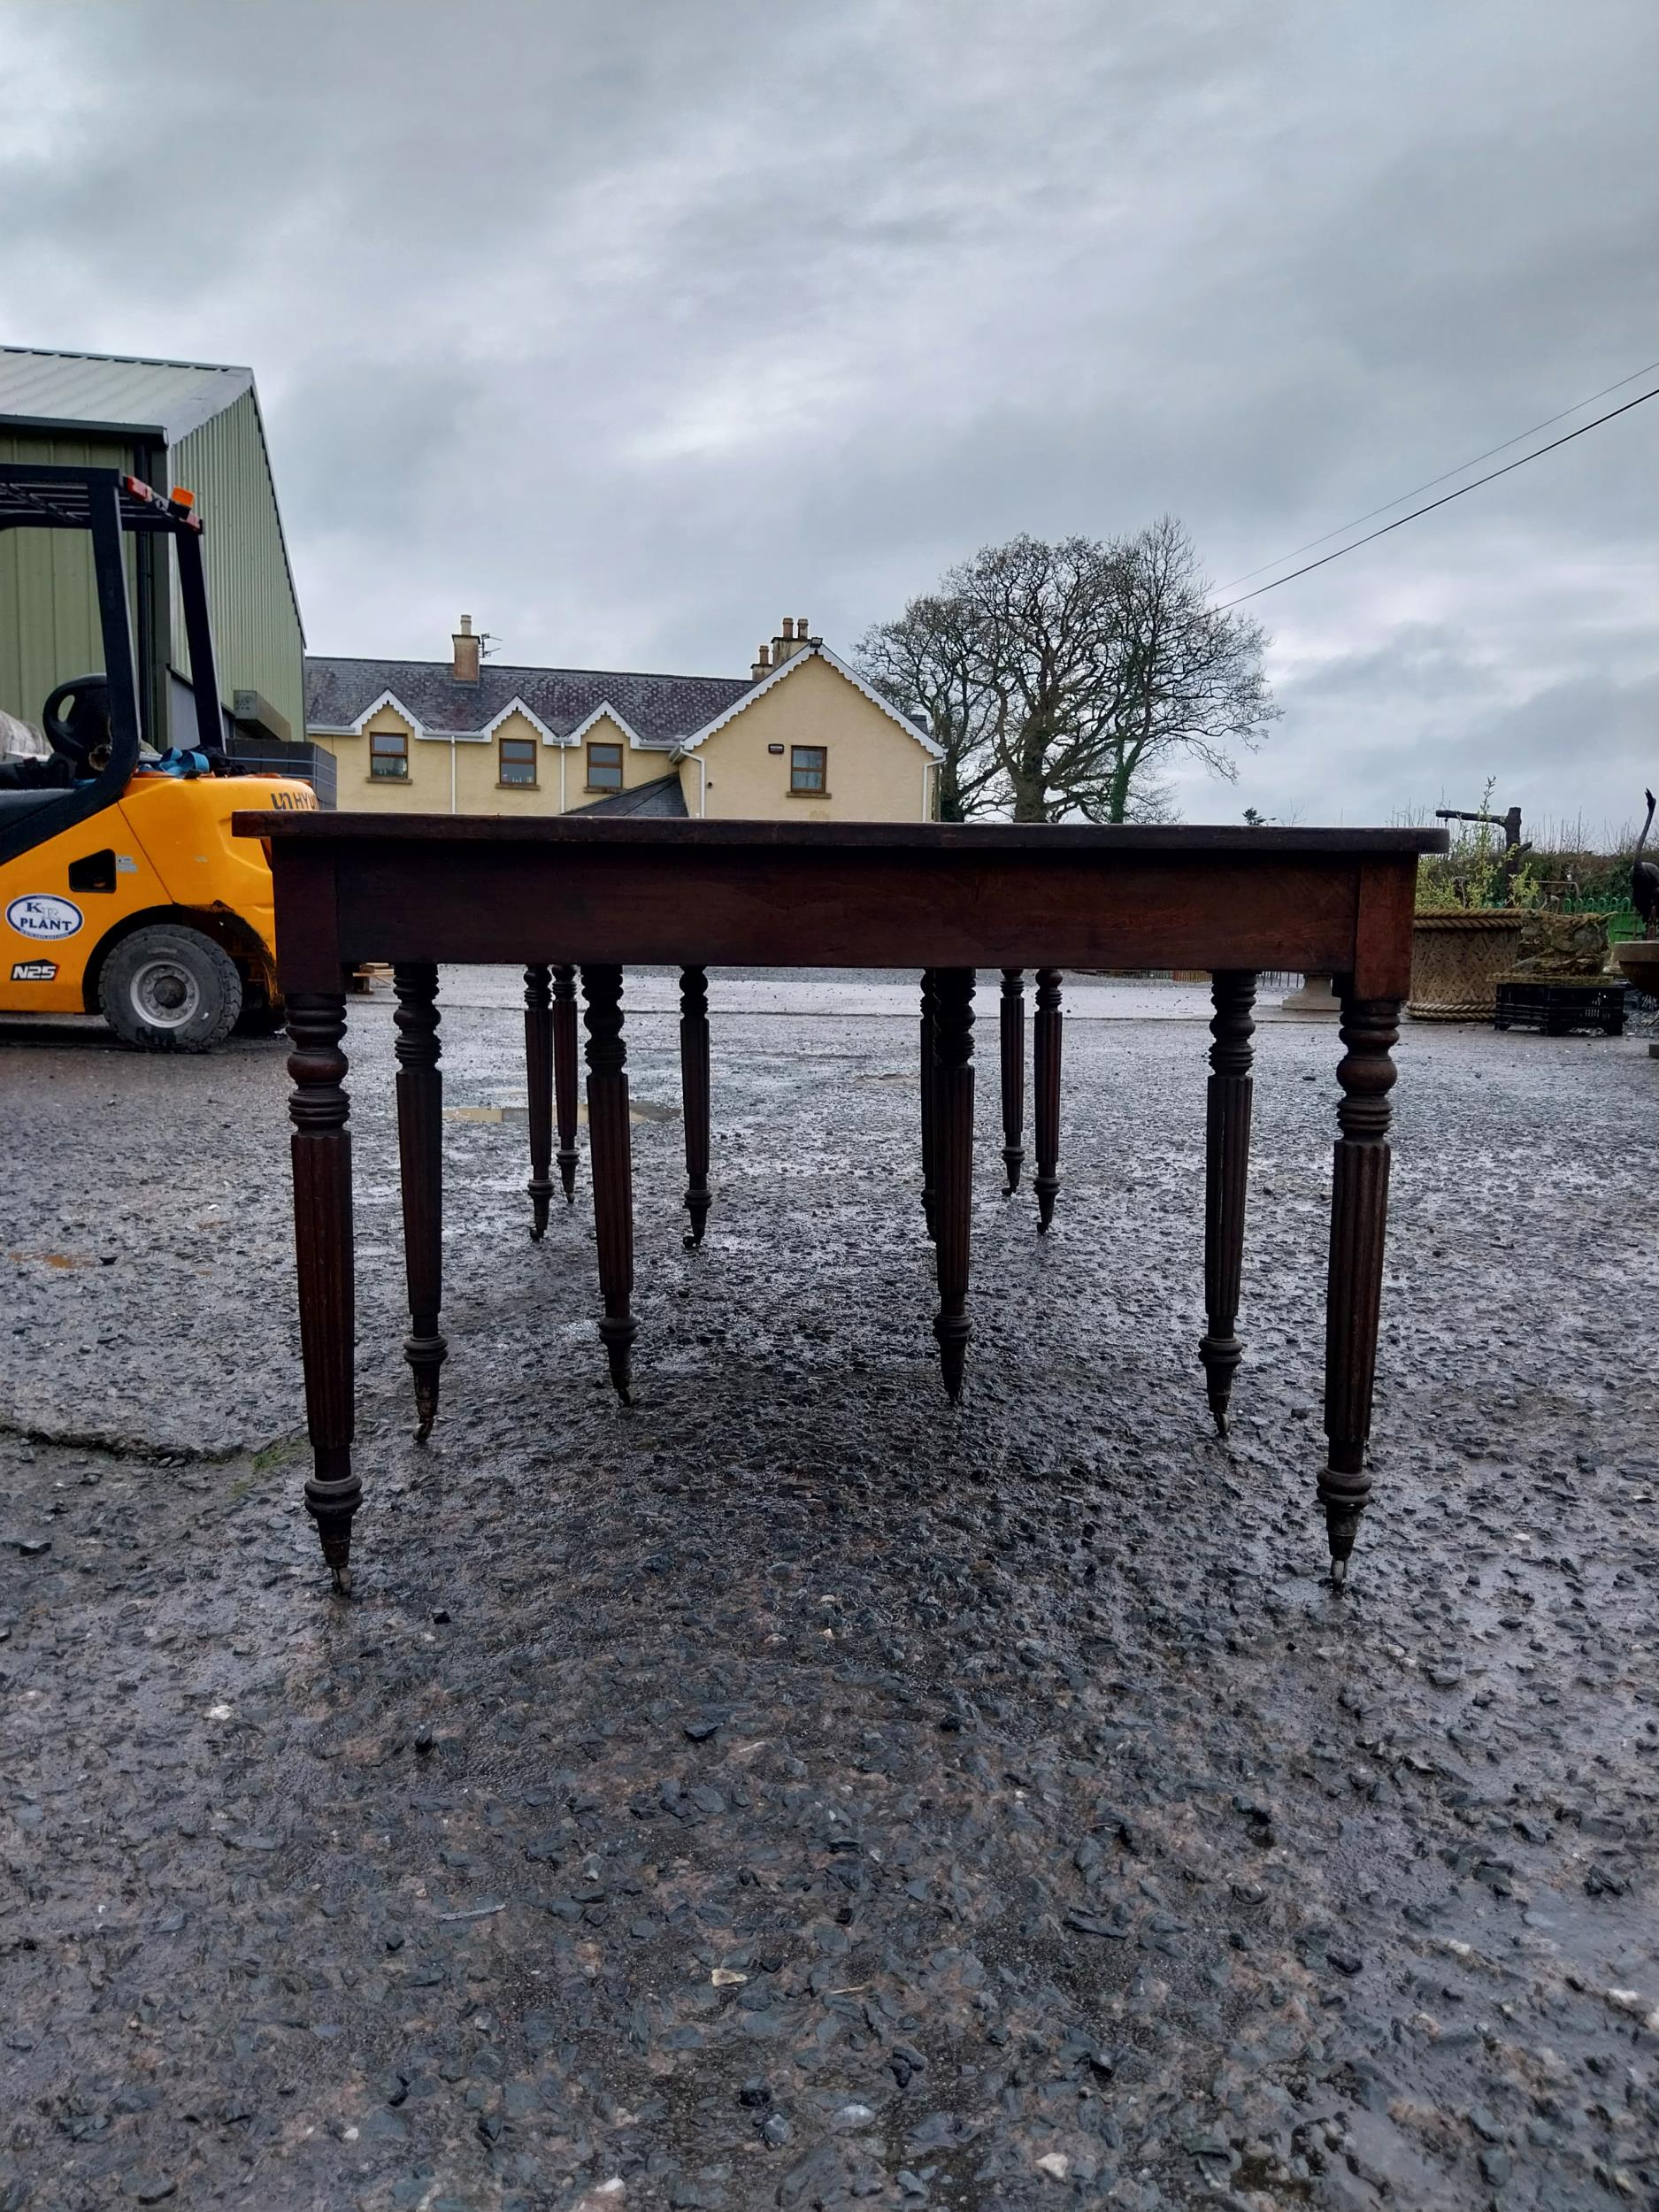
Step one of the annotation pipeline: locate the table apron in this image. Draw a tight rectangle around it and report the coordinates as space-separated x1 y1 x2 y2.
277 847 1413 993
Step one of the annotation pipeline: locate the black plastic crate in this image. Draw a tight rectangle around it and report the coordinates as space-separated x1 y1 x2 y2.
1494 980 1625 1036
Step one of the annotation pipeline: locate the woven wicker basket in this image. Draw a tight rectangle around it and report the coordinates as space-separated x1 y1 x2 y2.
1407 910 1525 1022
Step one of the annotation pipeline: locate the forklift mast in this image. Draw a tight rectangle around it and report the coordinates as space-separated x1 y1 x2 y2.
0 463 225 868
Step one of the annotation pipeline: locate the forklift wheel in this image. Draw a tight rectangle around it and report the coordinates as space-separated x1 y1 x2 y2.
98 926 242 1053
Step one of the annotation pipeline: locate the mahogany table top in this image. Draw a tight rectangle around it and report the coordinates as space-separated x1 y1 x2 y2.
235 813 1448 1003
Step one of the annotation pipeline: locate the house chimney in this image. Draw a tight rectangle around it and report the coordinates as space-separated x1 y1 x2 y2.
452 613 480 684
752 642 772 680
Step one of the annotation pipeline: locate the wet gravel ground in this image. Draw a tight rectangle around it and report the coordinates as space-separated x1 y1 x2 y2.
2 971 1657 2212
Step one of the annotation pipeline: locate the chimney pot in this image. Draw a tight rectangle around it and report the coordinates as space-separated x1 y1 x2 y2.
757 643 772 670
796 616 809 640
780 617 795 642
452 614 480 683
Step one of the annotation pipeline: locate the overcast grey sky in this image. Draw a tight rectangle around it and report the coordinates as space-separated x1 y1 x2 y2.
2 0 1653 833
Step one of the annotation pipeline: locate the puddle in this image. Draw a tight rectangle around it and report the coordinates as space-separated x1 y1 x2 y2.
447 1098 678 1125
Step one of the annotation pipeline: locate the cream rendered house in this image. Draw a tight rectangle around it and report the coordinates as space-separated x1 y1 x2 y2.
305 616 942 821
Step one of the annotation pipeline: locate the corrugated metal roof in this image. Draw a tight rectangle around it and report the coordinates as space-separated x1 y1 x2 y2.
0 347 252 442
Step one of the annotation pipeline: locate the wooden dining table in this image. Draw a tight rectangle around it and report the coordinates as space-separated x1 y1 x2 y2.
234 812 1446 1595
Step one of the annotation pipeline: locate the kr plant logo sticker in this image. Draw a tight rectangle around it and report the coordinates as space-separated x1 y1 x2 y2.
6 894 83 940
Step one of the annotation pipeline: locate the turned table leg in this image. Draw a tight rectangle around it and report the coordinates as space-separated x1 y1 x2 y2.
1000 968 1025 1194
582 964 636 1402
553 964 580 1202
919 968 938 1240
1320 988 1401 1586
1199 971 1256 1437
680 965 712 1248
1033 967 1063 1233
394 964 447 1443
524 964 554 1240
288 992 358 1592
932 967 976 1402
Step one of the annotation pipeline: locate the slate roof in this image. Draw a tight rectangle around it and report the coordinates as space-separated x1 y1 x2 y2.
305 656 754 748
0 347 254 442
567 772 688 818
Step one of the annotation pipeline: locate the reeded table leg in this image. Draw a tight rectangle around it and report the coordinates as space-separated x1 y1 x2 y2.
582 964 637 1402
1320 988 1401 1586
1000 968 1025 1194
1199 971 1256 1437
524 964 554 1240
1033 967 1063 1233
553 964 580 1202
932 967 976 1402
288 993 357 1592
394 964 447 1443
680 965 712 1248
919 969 938 1240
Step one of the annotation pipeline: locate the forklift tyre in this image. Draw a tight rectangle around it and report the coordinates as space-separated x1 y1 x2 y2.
97 926 242 1053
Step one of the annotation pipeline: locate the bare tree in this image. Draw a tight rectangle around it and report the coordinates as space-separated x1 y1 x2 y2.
858 521 1277 823
855 592 1002 821
1095 517 1278 823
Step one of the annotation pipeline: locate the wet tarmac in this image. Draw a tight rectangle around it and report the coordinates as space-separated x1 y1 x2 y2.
2 970 1656 2212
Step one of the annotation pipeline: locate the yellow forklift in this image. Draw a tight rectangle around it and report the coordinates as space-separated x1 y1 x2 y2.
0 462 315 1048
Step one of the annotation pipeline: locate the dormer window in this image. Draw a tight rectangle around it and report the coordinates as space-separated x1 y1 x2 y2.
499 734 537 787
587 741 624 791
370 728 408 779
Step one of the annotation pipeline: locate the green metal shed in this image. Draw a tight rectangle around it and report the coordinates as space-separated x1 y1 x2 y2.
0 346 314 785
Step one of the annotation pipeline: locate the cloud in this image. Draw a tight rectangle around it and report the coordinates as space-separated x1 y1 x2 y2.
1 0 1652 824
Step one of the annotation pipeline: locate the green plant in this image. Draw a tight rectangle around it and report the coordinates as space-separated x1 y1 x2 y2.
1415 780 1542 910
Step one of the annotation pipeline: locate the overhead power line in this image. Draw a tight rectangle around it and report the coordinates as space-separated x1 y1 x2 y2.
1217 357 1659 591
1217 383 1659 611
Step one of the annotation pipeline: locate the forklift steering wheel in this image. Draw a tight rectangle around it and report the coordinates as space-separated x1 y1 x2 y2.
42 674 112 772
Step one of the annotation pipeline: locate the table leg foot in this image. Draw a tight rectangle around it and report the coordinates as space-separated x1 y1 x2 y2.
933 1316 971 1403
524 964 554 1240
931 967 975 1400
680 964 711 1250
1033 968 1062 1233
553 964 580 1203
1000 968 1025 1195
305 1468 359 1585
1323 1494 1363 1589
289 992 358 1585
1197 1346 1239 1437
406 1333 447 1442
583 963 636 1403
1319 988 1400 1582
600 1317 637 1402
